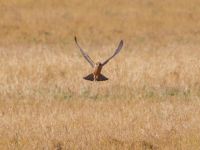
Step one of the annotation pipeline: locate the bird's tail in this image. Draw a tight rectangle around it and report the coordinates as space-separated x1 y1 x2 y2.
83 73 108 81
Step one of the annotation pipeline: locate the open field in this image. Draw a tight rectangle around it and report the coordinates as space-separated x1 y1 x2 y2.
1 0 200 149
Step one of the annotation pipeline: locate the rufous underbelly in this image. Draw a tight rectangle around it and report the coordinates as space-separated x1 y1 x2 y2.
93 66 102 79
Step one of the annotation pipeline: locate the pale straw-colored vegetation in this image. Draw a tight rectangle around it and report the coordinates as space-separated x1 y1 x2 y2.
1 0 200 149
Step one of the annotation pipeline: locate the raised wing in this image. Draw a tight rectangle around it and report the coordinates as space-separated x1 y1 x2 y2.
74 37 95 67
102 40 123 66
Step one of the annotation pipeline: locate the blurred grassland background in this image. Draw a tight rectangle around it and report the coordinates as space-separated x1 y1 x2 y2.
1 0 200 149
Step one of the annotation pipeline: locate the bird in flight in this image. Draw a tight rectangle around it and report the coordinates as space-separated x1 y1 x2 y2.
74 37 123 81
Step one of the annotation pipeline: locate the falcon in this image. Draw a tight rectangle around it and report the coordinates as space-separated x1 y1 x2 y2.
74 37 123 81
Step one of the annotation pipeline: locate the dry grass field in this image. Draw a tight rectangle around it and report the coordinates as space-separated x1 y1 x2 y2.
1 0 200 149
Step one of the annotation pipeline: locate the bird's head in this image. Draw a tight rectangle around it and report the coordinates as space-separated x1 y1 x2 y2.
95 62 102 68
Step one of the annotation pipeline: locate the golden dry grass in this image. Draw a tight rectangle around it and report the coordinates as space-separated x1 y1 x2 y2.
1 0 200 149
